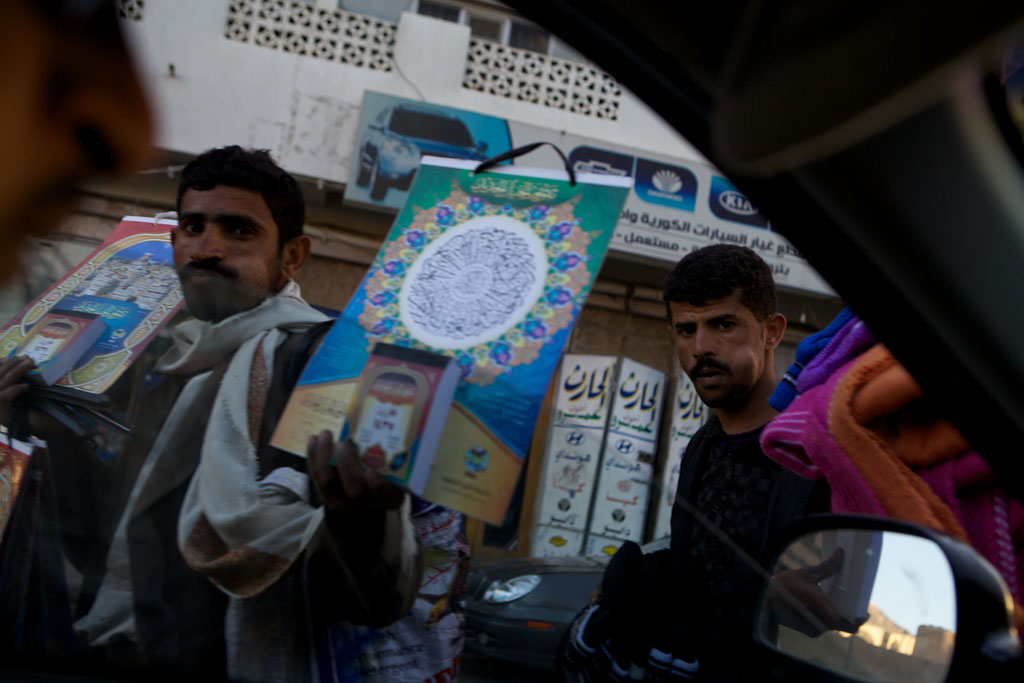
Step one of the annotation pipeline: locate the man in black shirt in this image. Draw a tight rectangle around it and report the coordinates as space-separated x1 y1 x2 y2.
562 245 829 681
663 244 825 680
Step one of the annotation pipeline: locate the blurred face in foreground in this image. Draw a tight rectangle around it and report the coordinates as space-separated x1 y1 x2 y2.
0 0 153 282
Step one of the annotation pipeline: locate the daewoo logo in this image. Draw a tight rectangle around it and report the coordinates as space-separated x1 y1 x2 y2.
651 169 683 194
718 190 757 215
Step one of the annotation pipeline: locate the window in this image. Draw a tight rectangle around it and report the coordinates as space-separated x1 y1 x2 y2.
417 0 460 23
414 0 561 57
467 13 503 42
338 0 412 23
508 21 549 54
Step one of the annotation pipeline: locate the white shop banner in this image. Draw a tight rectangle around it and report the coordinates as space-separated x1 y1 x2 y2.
532 355 617 554
515 119 833 296
535 425 606 532
652 372 709 540
586 359 665 548
552 354 617 428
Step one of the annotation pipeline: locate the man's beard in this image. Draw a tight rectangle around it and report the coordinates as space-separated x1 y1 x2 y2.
687 357 751 412
178 258 279 323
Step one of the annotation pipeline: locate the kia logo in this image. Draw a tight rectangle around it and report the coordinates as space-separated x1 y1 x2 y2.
718 190 757 215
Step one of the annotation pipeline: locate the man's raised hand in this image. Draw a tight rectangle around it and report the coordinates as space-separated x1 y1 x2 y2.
306 430 405 514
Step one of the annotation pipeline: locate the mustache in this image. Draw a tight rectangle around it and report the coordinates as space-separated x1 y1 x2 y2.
180 258 238 280
691 358 730 376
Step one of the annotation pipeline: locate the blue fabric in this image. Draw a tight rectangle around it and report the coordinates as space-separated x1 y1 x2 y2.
770 307 855 411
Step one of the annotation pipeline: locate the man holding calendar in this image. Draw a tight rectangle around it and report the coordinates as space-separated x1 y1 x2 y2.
2 146 423 682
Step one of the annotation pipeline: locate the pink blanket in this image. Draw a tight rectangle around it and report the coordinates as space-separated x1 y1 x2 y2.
762 344 1023 607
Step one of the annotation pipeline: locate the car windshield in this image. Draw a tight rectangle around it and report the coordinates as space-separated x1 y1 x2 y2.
0 2 1021 683
388 108 475 147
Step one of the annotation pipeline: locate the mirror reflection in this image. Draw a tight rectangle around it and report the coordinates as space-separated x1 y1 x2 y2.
757 529 956 683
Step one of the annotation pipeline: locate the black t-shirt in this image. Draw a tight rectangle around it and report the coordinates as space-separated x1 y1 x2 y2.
691 426 783 596
688 422 785 678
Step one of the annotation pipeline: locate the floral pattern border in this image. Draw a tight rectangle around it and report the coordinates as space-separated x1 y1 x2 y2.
358 188 592 386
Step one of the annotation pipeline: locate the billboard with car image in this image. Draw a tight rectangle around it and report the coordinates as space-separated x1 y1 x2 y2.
347 92 832 296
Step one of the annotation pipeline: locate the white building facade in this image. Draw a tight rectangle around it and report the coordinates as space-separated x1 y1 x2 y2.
123 0 703 186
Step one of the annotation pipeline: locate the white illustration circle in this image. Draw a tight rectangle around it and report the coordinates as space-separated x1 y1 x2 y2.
398 215 549 350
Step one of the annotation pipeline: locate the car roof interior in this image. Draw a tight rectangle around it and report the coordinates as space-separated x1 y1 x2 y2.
507 0 1024 499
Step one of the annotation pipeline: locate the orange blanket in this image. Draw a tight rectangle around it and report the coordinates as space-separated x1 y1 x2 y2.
829 344 1023 631
828 344 967 540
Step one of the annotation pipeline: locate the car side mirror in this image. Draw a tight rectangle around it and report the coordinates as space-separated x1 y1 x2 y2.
369 123 383 132
478 140 488 153
754 515 1021 682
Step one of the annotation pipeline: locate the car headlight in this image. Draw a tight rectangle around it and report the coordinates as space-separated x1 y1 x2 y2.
482 574 541 604
380 137 416 159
